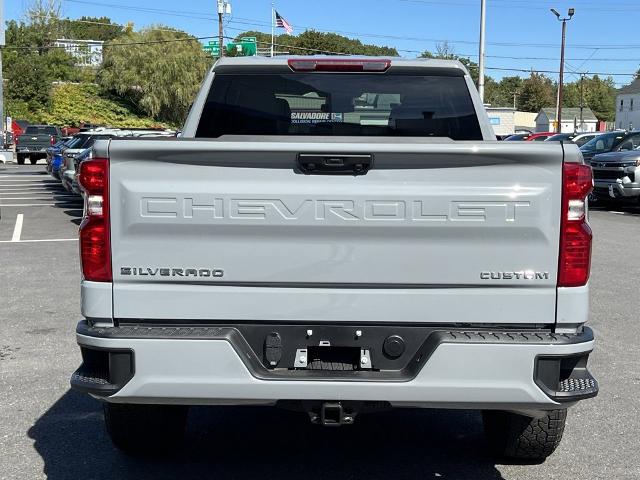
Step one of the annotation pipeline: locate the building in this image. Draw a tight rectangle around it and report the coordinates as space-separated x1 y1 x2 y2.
535 107 598 133
484 108 538 136
485 107 515 136
514 111 537 132
54 39 104 67
615 78 640 131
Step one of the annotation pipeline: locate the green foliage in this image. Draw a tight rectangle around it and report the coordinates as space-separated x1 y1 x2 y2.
6 83 168 128
485 76 524 108
4 52 52 110
419 43 480 84
60 16 124 41
562 75 617 121
516 73 556 113
98 27 212 124
233 30 398 56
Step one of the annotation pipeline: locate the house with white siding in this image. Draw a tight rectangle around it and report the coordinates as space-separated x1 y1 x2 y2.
535 108 598 133
616 78 640 131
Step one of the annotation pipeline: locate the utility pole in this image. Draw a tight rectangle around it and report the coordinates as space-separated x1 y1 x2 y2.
217 0 225 57
579 73 585 132
478 0 486 103
216 0 231 58
551 8 575 134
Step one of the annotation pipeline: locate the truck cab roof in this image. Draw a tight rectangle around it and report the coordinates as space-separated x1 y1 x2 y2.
212 56 470 76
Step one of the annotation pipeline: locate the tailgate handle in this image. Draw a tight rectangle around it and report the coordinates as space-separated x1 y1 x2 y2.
297 154 373 176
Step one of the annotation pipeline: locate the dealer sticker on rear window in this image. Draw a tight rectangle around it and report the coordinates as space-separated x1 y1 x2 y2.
291 112 344 124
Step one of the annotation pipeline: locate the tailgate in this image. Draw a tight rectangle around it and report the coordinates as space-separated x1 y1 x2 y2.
108 139 563 324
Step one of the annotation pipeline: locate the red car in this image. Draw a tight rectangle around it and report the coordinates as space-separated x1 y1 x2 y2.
525 132 556 141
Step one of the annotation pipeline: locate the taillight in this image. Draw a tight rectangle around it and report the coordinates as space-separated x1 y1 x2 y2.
288 58 391 72
50 136 57 145
78 158 111 282
558 162 593 287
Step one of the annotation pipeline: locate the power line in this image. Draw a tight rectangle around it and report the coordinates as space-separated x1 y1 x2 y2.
58 0 640 51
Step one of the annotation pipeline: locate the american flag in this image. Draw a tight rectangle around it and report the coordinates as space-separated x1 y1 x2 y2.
275 11 293 34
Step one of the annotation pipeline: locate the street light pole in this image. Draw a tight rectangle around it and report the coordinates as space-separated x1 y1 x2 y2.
478 0 486 103
551 8 574 134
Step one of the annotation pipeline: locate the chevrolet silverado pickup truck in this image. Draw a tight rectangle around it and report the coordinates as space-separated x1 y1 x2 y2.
71 57 597 460
590 147 640 202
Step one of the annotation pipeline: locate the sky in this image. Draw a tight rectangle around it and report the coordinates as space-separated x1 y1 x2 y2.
5 0 640 87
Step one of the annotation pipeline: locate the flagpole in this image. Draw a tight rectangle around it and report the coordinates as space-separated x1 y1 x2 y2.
270 2 275 57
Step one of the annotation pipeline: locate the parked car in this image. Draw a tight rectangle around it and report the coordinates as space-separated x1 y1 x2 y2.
572 132 606 147
580 130 640 162
45 138 72 175
589 147 640 202
545 133 578 142
71 57 597 461
504 133 532 141
11 119 29 143
526 132 555 141
50 135 88 179
59 131 119 189
15 125 62 164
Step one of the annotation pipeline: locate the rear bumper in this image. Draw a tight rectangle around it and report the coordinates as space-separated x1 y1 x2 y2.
72 322 597 410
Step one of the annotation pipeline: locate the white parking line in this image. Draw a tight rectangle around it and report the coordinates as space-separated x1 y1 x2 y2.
0 203 81 207
0 177 51 180
0 177 57 183
0 187 63 191
0 184 61 187
0 238 78 244
1 197 79 200
11 214 24 242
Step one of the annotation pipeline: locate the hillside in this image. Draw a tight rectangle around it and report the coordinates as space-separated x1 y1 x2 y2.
10 83 169 129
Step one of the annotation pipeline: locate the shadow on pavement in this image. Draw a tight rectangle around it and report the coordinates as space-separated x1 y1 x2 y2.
590 199 640 216
29 390 507 480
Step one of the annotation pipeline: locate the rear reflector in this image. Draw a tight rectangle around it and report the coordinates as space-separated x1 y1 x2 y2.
288 58 391 72
78 158 111 282
558 163 593 287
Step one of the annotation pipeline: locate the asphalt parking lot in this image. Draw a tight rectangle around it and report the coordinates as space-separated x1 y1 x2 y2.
1 163 639 480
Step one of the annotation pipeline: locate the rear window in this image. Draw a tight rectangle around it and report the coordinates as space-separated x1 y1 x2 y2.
196 73 482 140
25 126 58 135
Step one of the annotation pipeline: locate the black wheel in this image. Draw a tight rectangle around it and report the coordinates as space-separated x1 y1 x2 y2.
30 157 39 165
482 409 567 461
16 154 25 165
103 403 188 455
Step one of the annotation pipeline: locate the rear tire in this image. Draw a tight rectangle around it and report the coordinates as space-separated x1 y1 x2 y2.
16 154 25 165
482 409 567 462
30 157 38 165
103 403 188 455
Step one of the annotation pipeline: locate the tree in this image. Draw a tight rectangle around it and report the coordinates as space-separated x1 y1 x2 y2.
560 75 616 121
484 76 524 107
419 43 481 85
232 29 398 56
60 16 124 41
517 72 556 112
98 27 213 125
4 53 52 111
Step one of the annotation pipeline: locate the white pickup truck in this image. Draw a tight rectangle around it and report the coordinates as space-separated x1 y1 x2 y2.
71 57 597 460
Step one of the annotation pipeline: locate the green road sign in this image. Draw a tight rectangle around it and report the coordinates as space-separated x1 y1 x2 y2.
225 37 257 56
203 40 220 56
